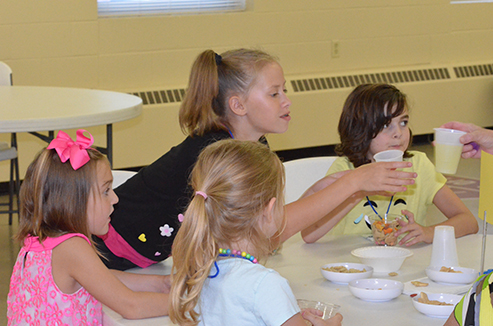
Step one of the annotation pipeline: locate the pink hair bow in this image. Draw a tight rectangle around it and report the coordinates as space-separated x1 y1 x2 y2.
47 129 94 170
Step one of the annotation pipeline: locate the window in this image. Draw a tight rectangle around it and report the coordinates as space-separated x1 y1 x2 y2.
451 0 493 3
98 0 246 17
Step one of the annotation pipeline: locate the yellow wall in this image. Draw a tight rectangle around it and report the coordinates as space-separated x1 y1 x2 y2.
1 0 493 178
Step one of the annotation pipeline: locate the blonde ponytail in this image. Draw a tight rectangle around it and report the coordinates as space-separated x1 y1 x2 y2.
169 195 217 325
169 140 285 325
179 49 278 137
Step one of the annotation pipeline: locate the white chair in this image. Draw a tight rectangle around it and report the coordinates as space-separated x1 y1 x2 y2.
0 61 20 225
0 61 12 85
283 156 338 204
112 170 137 189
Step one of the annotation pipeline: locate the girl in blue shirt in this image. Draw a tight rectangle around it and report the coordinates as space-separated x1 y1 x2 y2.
170 139 343 326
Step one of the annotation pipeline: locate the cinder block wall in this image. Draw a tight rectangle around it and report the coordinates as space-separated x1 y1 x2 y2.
0 0 492 180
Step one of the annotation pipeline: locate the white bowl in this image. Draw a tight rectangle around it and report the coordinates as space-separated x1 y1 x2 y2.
425 266 479 285
320 262 373 284
351 246 413 273
348 278 403 302
412 292 462 318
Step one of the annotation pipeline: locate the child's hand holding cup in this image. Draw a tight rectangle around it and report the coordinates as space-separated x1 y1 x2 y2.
297 299 341 325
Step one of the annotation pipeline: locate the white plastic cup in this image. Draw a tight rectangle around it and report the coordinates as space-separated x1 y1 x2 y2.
434 128 466 175
429 226 459 268
297 299 340 321
373 149 404 162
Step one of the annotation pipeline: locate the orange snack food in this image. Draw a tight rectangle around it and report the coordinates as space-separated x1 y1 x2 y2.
371 219 400 246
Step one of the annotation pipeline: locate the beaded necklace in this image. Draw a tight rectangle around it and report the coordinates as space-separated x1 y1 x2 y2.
218 248 258 264
209 248 258 279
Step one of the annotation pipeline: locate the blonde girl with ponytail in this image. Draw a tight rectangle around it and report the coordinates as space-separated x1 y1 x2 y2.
97 48 415 273
169 139 342 326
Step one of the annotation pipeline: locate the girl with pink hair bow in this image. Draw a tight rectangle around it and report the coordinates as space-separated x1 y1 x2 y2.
7 130 170 325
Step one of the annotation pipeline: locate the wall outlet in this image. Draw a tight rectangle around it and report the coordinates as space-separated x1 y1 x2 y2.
332 40 340 58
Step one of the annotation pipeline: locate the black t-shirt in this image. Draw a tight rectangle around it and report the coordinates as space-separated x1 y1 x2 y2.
111 130 231 261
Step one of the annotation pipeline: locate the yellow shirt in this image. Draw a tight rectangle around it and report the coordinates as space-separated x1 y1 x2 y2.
326 151 446 235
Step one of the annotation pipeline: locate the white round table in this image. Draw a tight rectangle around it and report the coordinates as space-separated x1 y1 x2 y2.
0 86 142 166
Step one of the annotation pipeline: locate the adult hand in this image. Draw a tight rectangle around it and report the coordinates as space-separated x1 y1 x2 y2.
395 210 434 246
302 310 343 326
441 121 493 158
350 161 416 194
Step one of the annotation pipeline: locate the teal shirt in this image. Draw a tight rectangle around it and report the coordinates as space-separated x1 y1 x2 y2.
326 151 446 235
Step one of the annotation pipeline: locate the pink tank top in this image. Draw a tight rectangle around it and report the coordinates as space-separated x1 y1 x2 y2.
7 233 103 325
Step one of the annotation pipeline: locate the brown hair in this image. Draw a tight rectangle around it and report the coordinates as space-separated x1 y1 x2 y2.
179 49 279 137
169 139 285 325
336 83 413 167
16 147 107 245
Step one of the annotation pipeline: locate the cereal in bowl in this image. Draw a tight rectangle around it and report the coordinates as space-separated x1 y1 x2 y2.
322 266 367 273
418 292 453 306
440 266 462 273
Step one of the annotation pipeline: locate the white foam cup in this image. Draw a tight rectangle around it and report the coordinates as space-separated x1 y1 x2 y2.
429 225 459 268
434 128 466 175
373 150 404 162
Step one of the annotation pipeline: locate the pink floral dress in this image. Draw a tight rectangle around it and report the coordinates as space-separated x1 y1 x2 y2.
7 233 103 325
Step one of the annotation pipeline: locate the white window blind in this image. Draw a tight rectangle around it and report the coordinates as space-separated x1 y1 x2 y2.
451 0 493 3
98 0 246 17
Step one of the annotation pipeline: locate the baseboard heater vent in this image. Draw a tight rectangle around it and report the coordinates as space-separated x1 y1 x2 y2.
130 62 493 104
130 88 186 105
290 68 451 93
454 63 493 78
